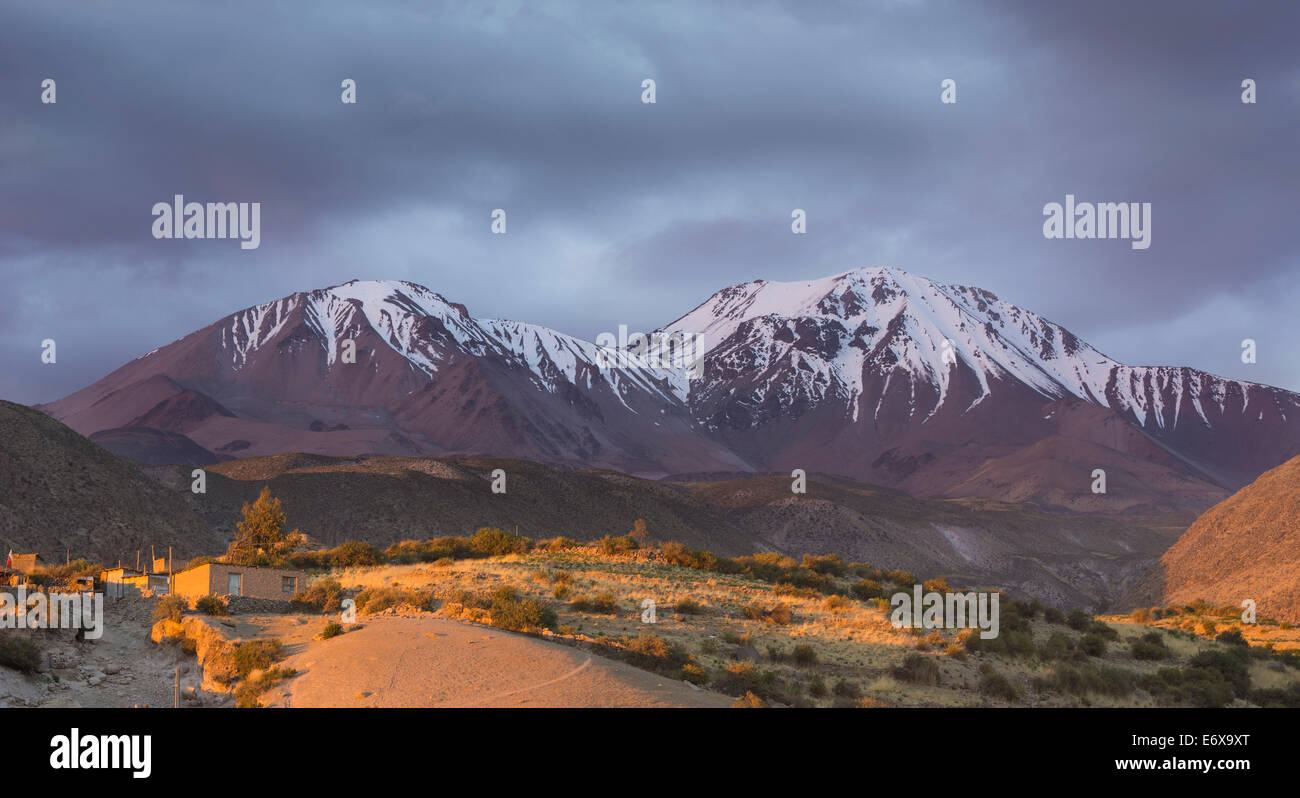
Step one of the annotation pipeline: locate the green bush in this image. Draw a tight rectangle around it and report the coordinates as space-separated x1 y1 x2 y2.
1216 628 1249 647
469 527 533 557
570 592 620 614
354 586 432 614
194 596 227 616
488 588 557 632
1039 632 1078 661
742 603 793 626
1080 632 1108 657
892 653 940 686
851 579 885 600
598 535 639 555
966 629 1035 658
320 622 344 640
291 578 345 613
233 639 284 678
1130 635 1168 661
979 668 1020 701
234 665 296 708
1036 664 1134 697
673 596 703 615
152 595 188 623
1066 610 1092 632
329 541 382 568
0 635 42 673
792 644 818 666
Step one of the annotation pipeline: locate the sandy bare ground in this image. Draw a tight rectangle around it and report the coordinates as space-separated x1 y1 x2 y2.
253 615 731 708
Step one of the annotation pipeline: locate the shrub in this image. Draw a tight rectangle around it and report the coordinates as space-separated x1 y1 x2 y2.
234 665 296 708
732 691 766 708
851 579 885 600
1138 661 1241 708
355 587 432 614
233 639 283 678
801 553 845 576
1043 607 1066 625
979 669 1020 701
329 541 382 568
1066 610 1092 632
570 592 619 614
1188 649 1251 696
194 596 227 616
488 589 557 632
742 603 793 626
291 578 345 613
1216 628 1249 647
823 595 853 612
673 596 703 615
1130 607 1151 623
1035 664 1134 697
1130 636 1168 661
1040 632 1077 661
713 662 781 699
1088 621 1120 641
892 653 940 686
598 535 639 555
320 622 344 640
1080 632 1108 657
681 663 709 685
469 527 532 557
621 634 689 673
0 635 42 673
152 595 188 623
792 644 818 666
965 629 1035 658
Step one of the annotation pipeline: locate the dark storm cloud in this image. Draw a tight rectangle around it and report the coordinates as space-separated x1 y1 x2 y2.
0 0 1296 404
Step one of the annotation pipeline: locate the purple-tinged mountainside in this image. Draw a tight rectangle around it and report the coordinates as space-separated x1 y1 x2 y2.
39 269 1300 512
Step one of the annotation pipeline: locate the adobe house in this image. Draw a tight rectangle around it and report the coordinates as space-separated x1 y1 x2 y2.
101 567 144 599
172 562 305 601
124 572 171 595
9 553 45 575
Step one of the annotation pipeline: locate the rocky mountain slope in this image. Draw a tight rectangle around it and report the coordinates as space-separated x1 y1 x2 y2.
0 400 224 563
37 268 1300 512
1123 453 1300 623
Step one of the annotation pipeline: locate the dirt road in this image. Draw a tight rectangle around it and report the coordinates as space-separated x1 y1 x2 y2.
256 615 730 708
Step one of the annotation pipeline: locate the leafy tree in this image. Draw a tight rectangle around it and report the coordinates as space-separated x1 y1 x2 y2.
227 486 303 565
630 518 650 545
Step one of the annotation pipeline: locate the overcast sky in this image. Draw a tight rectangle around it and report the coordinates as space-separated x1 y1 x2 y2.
2 0 1297 405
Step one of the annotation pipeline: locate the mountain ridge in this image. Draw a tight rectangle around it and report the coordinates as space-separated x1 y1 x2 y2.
37 267 1300 511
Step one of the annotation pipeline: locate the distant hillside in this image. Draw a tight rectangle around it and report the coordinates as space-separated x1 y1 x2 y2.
149 452 1189 610
1124 454 1300 623
0 398 1186 610
0 400 223 563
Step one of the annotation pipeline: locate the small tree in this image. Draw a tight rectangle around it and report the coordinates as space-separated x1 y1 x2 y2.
227 486 302 565
629 518 649 546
